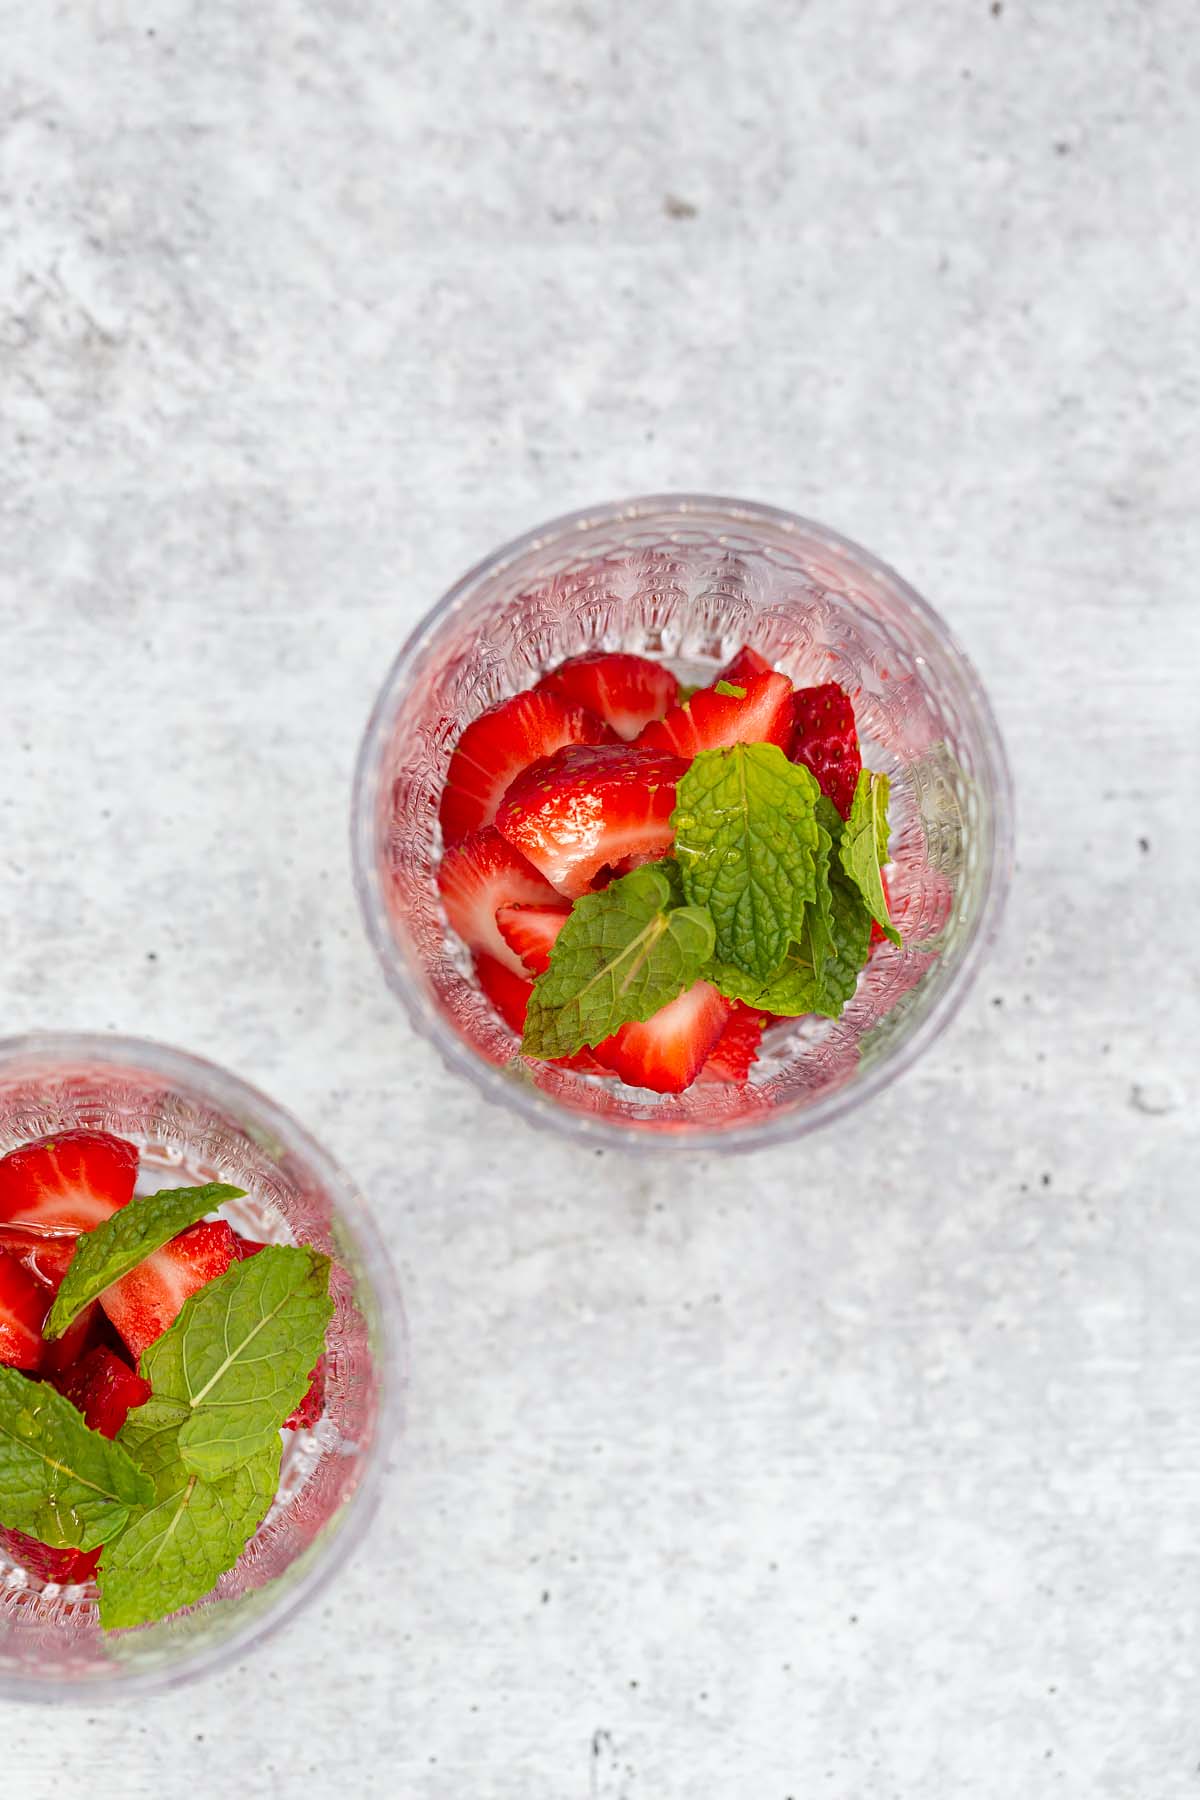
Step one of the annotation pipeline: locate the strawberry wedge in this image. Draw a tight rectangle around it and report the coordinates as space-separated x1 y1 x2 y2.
0 1129 137 1233
101 1218 239 1362
537 652 679 742
495 743 687 897
494 902 571 976
55 1344 151 1440
438 827 563 975
0 1248 49 1369
636 669 793 759
790 681 861 819
715 643 773 687
439 689 614 846
593 981 731 1094
474 950 606 1074
0 1526 101 1588
698 1003 768 1084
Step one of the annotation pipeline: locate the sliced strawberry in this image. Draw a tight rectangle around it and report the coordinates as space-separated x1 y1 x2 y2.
0 1129 138 1234
232 1234 270 1260
0 1525 101 1587
869 868 893 951
790 681 861 819
698 1003 768 1085
495 743 687 898
39 1303 101 1379
55 1344 151 1439
283 1352 326 1430
0 1249 49 1369
593 981 731 1094
473 951 607 1075
494 901 571 976
12 1234 79 1290
438 827 563 975
101 1219 238 1362
439 690 614 846
636 669 793 759
716 643 773 687
537 652 679 742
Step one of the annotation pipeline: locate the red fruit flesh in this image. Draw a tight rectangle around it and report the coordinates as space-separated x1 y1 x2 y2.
283 1353 326 1430
232 1234 270 1260
716 644 773 687
593 981 731 1094
39 1304 100 1378
790 681 862 819
636 669 794 760
0 1525 101 1587
0 1249 49 1369
537 652 679 742
439 689 614 846
55 1345 152 1440
438 827 563 975
698 1003 768 1085
101 1219 238 1362
869 868 893 951
494 901 571 976
495 743 687 898
0 1129 137 1233
473 951 607 1075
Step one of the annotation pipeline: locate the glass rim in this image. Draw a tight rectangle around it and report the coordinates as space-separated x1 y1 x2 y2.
352 492 1014 1153
0 1029 406 1703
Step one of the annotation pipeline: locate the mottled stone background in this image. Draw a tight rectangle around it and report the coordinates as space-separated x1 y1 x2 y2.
1 2 1197 1794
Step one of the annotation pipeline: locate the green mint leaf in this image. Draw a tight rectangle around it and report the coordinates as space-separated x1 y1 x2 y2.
840 770 901 946
137 1245 333 1482
44 1183 246 1340
522 864 715 1059
97 1435 280 1630
712 680 746 697
673 743 821 980
0 1365 152 1550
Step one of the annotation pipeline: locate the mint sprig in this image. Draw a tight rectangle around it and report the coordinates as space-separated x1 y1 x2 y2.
44 1182 246 1340
522 863 715 1060
840 769 901 946
0 1366 152 1551
138 1245 333 1481
673 744 821 980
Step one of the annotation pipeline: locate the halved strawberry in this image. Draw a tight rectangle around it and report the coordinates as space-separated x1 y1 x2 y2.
495 901 571 976
0 1129 137 1234
232 1233 270 1260
284 1352 326 1430
495 743 687 898
0 1525 101 1587
698 1003 768 1085
0 1249 49 1369
537 652 679 742
0 1227 101 1376
473 951 607 1074
593 981 731 1094
790 681 861 819
716 643 773 687
439 690 614 846
55 1344 151 1440
101 1219 238 1362
635 669 794 759
438 827 563 975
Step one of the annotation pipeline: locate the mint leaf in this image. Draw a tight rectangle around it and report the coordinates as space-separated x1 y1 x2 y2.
712 680 746 698
0 1365 152 1550
44 1183 246 1340
137 1245 333 1481
840 770 901 946
522 863 715 1059
673 743 821 980
98 1435 280 1630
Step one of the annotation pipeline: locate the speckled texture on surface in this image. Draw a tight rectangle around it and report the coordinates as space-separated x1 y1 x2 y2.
1 1 1198 1794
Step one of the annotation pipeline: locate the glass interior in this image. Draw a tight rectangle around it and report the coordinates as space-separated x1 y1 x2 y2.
354 496 1011 1149
0 1033 401 1699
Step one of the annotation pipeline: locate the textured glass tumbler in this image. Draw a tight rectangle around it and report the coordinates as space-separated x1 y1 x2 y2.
0 1034 402 1700
354 496 1012 1150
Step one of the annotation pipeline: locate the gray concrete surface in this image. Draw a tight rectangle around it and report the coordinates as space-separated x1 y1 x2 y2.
2 1 1198 1794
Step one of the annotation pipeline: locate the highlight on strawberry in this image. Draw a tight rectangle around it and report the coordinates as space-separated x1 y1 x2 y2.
435 645 902 1095
0 1129 333 1630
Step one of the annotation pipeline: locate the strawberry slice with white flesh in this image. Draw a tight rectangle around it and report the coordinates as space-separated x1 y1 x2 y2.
100 1218 239 1362
438 827 563 975
635 669 794 759
494 901 572 976
0 1248 49 1369
537 652 679 742
0 1129 137 1234
495 743 687 898
438 689 614 846
593 981 731 1094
